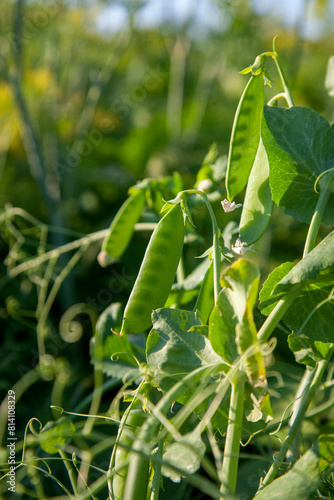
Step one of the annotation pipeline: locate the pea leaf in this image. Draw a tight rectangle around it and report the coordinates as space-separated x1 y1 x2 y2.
226 74 265 200
254 445 320 500
162 433 206 483
146 308 229 434
239 137 273 245
319 435 334 472
288 332 332 368
146 308 226 387
39 417 76 454
90 303 142 379
262 105 334 225
259 257 334 343
274 230 334 290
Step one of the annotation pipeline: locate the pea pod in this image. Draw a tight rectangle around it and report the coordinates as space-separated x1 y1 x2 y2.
226 74 265 200
98 189 146 267
120 203 185 335
239 137 273 245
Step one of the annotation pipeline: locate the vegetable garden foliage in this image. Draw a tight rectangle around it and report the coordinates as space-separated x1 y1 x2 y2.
1 40 334 500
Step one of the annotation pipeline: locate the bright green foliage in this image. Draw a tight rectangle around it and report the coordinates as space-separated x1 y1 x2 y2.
162 433 206 483
262 105 334 225
39 418 76 454
226 74 265 200
259 246 334 343
254 445 320 500
209 260 272 423
146 308 226 390
90 303 141 379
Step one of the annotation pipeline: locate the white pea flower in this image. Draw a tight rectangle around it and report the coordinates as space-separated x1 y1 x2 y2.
232 238 254 255
221 199 242 213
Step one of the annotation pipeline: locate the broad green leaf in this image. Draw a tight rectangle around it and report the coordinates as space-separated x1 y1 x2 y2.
239 138 273 245
209 291 238 364
210 260 268 387
39 417 76 454
254 445 319 500
162 433 206 483
147 308 229 435
275 230 334 290
90 303 141 379
146 309 226 386
288 331 332 368
258 262 295 315
226 74 265 200
259 260 334 343
98 189 146 267
262 105 334 225
319 435 334 472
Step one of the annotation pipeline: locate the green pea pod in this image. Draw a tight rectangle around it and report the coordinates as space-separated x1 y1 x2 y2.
120 203 185 335
239 138 273 245
193 260 215 325
226 74 265 200
98 189 146 267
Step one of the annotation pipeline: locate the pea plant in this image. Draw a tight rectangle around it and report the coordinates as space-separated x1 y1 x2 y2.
2 39 334 500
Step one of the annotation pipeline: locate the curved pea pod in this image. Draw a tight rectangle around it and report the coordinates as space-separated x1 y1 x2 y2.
193 260 215 325
239 138 273 245
226 74 265 201
98 189 146 267
120 203 185 335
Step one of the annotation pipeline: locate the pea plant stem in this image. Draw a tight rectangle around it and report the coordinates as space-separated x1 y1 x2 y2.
124 365 222 500
271 38 294 108
303 171 334 257
7 223 157 279
220 373 245 496
259 344 334 491
257 282 305 343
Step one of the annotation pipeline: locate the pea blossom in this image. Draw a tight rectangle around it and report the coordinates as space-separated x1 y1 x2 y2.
232 238 254 255
221 199 242 213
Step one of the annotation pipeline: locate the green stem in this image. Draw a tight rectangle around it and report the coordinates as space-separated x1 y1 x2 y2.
271 40 294 108
150 438 164 500
257 283 305 343
58 450 78 496
7 223 157 279
220 373 245 495
258 345 334 491
303 172 334 257
123 365 222 500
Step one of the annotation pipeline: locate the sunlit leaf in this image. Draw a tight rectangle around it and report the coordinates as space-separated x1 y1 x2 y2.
39 418 76 454
262 105 334 225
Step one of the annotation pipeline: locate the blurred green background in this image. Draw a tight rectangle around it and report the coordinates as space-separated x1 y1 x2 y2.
1 1 334 497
